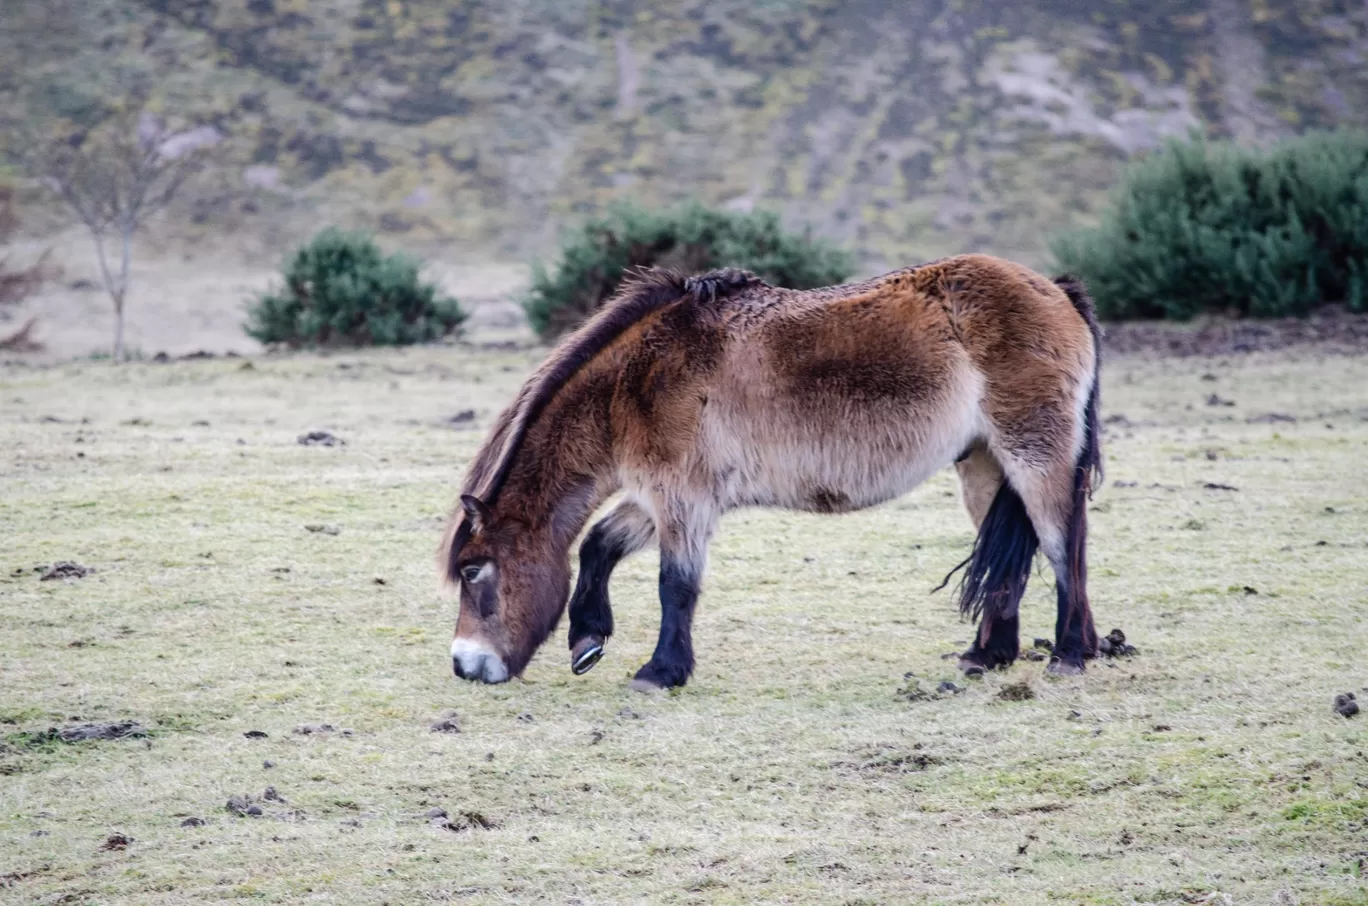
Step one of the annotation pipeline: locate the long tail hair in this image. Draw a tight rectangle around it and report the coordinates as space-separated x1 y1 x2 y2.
949 485 1038 623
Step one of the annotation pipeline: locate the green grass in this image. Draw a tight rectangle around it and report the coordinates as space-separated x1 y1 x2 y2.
2 345 1366 904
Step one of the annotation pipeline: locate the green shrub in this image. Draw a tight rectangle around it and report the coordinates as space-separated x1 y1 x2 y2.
245 228 465 347
524 202 855 339
1051 129 1368 320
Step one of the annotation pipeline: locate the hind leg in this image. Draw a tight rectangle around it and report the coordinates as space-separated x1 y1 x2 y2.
994 450 1099 675
954 446 1023 672
567 499 656 674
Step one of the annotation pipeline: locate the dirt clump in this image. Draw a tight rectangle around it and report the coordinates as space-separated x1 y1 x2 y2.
1097 629 1138 657
432 810 497 832
1333 692 1359 718
297 430 343 447
41 561 91 581
998 682 1035 702
57 721 146 742
896 678 933 702
446 409 477 428
226 795 263 817
430 711 461 733
293 723 337 735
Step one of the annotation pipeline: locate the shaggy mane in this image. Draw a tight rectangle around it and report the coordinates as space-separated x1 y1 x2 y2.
439 268 691 579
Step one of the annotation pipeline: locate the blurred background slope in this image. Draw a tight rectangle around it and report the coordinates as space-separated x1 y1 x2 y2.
4 0 1365 271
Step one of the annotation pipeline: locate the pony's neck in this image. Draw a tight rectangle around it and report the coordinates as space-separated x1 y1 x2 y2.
498 372 620 553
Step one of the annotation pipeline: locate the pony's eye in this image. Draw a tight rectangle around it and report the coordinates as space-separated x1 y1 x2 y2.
461 564 485 584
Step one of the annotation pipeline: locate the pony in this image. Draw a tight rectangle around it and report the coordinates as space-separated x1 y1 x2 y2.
438 254 1103 690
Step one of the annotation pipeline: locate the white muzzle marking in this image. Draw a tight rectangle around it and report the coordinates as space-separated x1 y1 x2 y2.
450 637 509 684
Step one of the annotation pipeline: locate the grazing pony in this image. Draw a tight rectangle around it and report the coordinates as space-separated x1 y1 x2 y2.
439 254 1102 689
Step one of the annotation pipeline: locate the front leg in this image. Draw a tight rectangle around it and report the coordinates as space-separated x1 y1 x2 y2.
630 499 716 692
567 499 656 675
630 554 703 691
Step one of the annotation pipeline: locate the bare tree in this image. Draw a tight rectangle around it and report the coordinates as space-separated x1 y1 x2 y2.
23 110 217 361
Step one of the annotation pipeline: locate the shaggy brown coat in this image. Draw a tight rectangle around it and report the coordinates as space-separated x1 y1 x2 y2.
440 254 1102 688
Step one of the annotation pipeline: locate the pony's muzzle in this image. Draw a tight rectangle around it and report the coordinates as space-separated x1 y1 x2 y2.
570 636 605 675
450 638 510 684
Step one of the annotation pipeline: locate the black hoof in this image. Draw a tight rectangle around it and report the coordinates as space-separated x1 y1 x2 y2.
570 637 605 676
958 647 1017 674
631 660 689 691
1046 655 1086 676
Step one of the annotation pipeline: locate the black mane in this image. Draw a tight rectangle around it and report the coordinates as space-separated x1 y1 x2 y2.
684 267 764 302
473 268 691 509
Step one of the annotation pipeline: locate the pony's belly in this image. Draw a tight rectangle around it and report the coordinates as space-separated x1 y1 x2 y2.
721 415 976 514
756 443 947 513
706 358 984 514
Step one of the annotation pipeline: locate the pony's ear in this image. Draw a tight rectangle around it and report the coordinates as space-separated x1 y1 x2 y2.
461 494 493 532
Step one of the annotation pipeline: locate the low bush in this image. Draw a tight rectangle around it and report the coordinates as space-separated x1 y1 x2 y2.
524 202 854 339
245 229 464 347
1051 129 1368 319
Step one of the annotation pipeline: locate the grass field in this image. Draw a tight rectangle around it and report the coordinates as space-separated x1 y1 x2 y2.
2 342 1366 905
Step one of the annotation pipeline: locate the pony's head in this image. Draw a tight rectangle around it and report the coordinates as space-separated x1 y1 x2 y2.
436 268 696 683
440 493 571 683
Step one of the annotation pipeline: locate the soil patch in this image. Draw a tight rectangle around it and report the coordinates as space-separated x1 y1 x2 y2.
1103 308 1368 357
430 711 461 733
297 430 344 447
1097 628 1138 658
432 810 497 832
40 561 91 581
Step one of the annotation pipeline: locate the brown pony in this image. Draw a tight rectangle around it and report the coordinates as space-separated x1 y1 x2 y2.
439 254 1103 690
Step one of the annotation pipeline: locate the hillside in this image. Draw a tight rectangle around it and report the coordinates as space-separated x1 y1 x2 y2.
4 0 1367 270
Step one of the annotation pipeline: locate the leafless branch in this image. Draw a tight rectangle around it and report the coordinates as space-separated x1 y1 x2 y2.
0 317 41 352
15 107 218 360
0 185 50 318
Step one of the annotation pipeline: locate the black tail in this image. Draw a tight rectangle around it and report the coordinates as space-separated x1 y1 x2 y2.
1053 274 1102 660
948 484 1039 624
